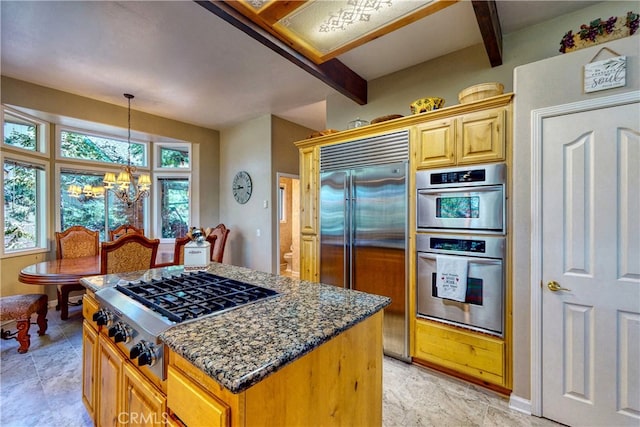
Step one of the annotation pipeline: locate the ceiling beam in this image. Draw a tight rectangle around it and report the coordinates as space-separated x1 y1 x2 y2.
195 1 367 105
471 0 503 67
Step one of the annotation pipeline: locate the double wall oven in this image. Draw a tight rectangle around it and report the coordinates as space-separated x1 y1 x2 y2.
416 163 506 336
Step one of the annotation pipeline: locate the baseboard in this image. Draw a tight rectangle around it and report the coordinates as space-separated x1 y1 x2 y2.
508 394 531 415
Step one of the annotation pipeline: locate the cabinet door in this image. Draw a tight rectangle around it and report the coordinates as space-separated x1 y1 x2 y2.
122 363 166 426
97 335 123 427
167 366 229 427
415 119 456 168
457 107 506 165
300 234 318 282
82 321 98 420
414 318 505 387
300 146 318 234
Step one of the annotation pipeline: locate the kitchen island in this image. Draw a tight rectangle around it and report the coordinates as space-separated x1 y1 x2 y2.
80 263 390 426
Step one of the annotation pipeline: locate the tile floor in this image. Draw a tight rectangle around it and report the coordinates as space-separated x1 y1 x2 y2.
0 305 562 427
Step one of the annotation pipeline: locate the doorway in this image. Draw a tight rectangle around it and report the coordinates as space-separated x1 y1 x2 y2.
532 92 640 426
277 174 300 278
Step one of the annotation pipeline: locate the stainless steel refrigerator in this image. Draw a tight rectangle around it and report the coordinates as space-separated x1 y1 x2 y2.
319 131 409 360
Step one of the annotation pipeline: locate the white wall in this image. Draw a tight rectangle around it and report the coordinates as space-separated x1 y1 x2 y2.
512 35 640 402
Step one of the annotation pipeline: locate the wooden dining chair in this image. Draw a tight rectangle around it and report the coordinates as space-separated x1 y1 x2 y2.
100 234 160 275
205 224 230 263
55 225 100 320
109 224 144 241
172 236 192 266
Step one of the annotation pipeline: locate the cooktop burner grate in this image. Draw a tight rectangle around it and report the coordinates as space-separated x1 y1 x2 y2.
115 271 279 323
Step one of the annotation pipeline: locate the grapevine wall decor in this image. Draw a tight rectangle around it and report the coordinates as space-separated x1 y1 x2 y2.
559 11 639 53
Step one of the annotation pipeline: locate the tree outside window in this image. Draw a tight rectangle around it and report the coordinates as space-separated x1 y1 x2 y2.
3 160 44 251
159 177 189 238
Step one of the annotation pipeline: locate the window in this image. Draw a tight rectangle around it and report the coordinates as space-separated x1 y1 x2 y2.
3 109 46 153
59 129 147 167
56 127 152 237
159 145 190 168
3 158 47 253
59 168 147 241
158 177 190 238
154 142 191 170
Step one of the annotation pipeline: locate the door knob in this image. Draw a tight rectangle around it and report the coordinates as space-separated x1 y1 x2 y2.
547 281 571 292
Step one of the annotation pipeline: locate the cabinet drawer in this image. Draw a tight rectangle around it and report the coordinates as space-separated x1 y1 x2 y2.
414 319 504 386
167 366 229 427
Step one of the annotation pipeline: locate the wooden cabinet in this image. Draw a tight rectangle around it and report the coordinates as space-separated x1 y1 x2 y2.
457 107 506 165
97 334 123 427
414 318 506 389
299 146 318 235
300 234 318 282
415 118 456 168
122 363 167 426
82 293 166 427
295 95 513 281
415 106 507 169
295 94 513 393
167 365 230 427
82 320 98 420
298 145 319 281
167 311 383 427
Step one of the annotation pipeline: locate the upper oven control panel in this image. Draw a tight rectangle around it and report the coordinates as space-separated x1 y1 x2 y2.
417 163 506 189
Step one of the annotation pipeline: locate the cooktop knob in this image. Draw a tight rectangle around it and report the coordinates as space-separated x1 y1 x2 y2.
129 342 145 360
108 323 132 344
137 344 158 368
92 308 113 327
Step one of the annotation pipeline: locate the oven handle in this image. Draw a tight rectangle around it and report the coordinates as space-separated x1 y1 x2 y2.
416 252 503 264
417 184 503 196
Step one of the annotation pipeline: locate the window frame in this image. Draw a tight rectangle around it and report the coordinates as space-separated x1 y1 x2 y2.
2 107 49 156
56 125 151 171
1 152 50 257
153 172 192 242
54 163 151 240
54 125 155 234
153 142 192 171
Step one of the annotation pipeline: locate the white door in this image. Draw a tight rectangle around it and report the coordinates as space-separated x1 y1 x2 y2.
541 101 640 425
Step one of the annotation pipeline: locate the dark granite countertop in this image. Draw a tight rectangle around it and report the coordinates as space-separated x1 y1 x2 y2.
80 263 391 394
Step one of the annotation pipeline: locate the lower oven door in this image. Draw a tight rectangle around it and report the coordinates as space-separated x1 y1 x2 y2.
416 252 504 336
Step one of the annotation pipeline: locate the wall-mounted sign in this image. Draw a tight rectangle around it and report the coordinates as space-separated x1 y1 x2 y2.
583 55 626 93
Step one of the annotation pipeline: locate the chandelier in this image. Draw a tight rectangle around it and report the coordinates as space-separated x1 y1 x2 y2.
103 93 151 207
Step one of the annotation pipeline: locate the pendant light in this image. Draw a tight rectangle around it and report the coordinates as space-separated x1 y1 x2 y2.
103 93 151 207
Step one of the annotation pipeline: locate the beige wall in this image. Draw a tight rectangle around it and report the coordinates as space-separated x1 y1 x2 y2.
219 114 310 273
0 77 219 299
326 2 634 129
219 115 272 271
271 115 311 272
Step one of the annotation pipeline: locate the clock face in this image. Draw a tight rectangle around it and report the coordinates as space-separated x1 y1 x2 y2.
232 171 252 204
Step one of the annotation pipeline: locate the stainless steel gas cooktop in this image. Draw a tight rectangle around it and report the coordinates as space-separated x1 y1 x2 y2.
92 271 279 380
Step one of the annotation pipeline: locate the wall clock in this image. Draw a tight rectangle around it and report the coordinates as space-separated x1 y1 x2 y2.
232 171 252 204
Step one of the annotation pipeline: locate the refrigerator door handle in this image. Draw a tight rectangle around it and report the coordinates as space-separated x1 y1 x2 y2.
346 172 354 290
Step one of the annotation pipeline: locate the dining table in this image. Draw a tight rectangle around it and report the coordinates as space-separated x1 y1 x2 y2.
18 251 174 320
18 255 101 320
